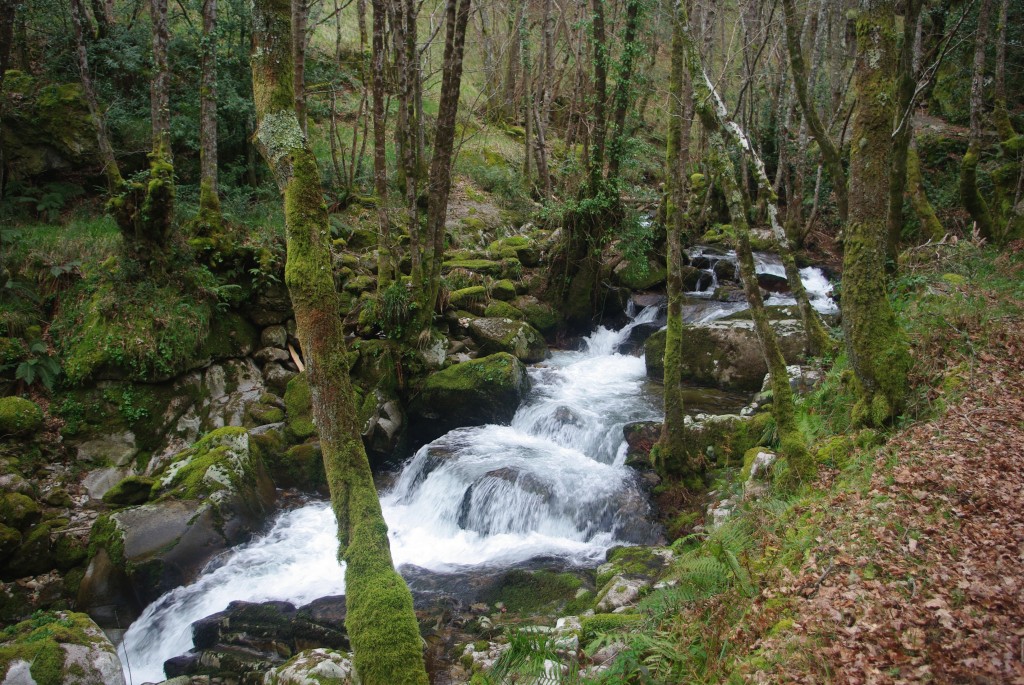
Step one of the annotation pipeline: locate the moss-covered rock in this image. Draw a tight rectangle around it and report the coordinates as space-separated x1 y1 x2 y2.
263 648 354 685
479 569 585 615
0 493 40 531
449 286 488 311
442 259 505 277
613 259 668 291
645 318 806 391
409 353 530 444
490 279 518 301
0 524 21 559
488 236 540 267
0 611 123 685
101 476 156 507
0 397 44 437
467 317 548 363
596 546 675 589
284 373 317 442
513 296 558 335
0 338 27 367
483 300 524 320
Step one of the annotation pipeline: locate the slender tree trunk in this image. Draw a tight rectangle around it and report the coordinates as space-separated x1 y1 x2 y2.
151 0 172 159
70 0 123 192
907 140 944 240
659 1 697 481
992 0 1012 137
197 0 222 232
960 0 995 241
843 0 912 426
371 0 393 287
292 0 308 135
605 0 642 185
589 0 608 194
423 0 472 321
781 0 847 223
886 0 924 259
250 1 427 681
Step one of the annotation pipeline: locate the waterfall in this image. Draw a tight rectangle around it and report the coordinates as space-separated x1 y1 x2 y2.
119 307 664 684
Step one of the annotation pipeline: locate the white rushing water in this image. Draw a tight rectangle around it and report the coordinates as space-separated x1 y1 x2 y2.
684 246 838 323
120 307 664 684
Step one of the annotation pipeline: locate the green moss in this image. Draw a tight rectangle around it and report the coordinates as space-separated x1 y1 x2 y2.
442 259 504 276
0 493 40 531
86 515 124 566
280 443 326 490
0 397 44 437
194 312 258 363
0 524 21 558
490 279 518 301
484 301 524 320
449 286 487 309
284 373 317 441
597 547 671 588
481 570 584 615
157 426 251 500
0 612 109 685
579 613 643 642
425 353 519 393
101 476 156 507
814 435 854 468
0 338 27 366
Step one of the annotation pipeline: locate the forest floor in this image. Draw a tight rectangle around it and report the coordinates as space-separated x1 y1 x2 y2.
751 257 1024 683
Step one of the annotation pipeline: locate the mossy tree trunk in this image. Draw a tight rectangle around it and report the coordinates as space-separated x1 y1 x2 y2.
658 0 697 480
960 0 995 241
781 0 847 224
843 0 912 426
605 0 642 185
907 140 944 240
249 1 428 682
886 0 924 259
196 0 222 233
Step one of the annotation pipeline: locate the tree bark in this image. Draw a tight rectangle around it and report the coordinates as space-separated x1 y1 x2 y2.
658 0 697 481
843 0 912 426
292 0 308 135
423 0 473 321
371 0 393 287
249 0 428 681
589 0 608 194
960 0 995 240
605 0 642 184
197 0 222 232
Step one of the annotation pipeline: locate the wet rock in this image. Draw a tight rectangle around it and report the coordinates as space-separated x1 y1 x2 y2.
263 648 354 685
622 421 661 467
260 325 288 350
645 316 806 391
0 611 123 685
756 272 790 293
595 575 648 612
409 353 530 445
468 317 548 363
361 394 405 465
254 346 291 366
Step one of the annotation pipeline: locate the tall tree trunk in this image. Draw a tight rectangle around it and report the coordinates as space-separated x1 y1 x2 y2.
960 0 995 240
70 0 123 192
139 0 175 269
843 0 911 426
371 0 393 287
605 0 642 184
292 0 308 135
588 0 608 194
886 0 924 258
992 0 1012 137
249 1 428 682
197 0 222 232
781 0 848 223
423 0 472 321
907 140 944 240
658 1 697 481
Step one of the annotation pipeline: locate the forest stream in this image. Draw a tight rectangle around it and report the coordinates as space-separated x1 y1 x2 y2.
117 259 836 683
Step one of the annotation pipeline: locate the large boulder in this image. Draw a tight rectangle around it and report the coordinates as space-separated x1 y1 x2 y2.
0 611 124 685
645 313 806 391
409 353 530 445
263 649 354 685
78 428 276 626
468 318 548 363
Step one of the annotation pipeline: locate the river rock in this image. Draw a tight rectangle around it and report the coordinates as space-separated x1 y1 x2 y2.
645 314 806 391
362 393 405 465
595 575 648 612
263 648 354 685
467 317 548 363
0 612 124 685
261 325 288 350
75 430 138 466
82 466 133 501
245 284 293 326
78 428 275 624
409 353 530 445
